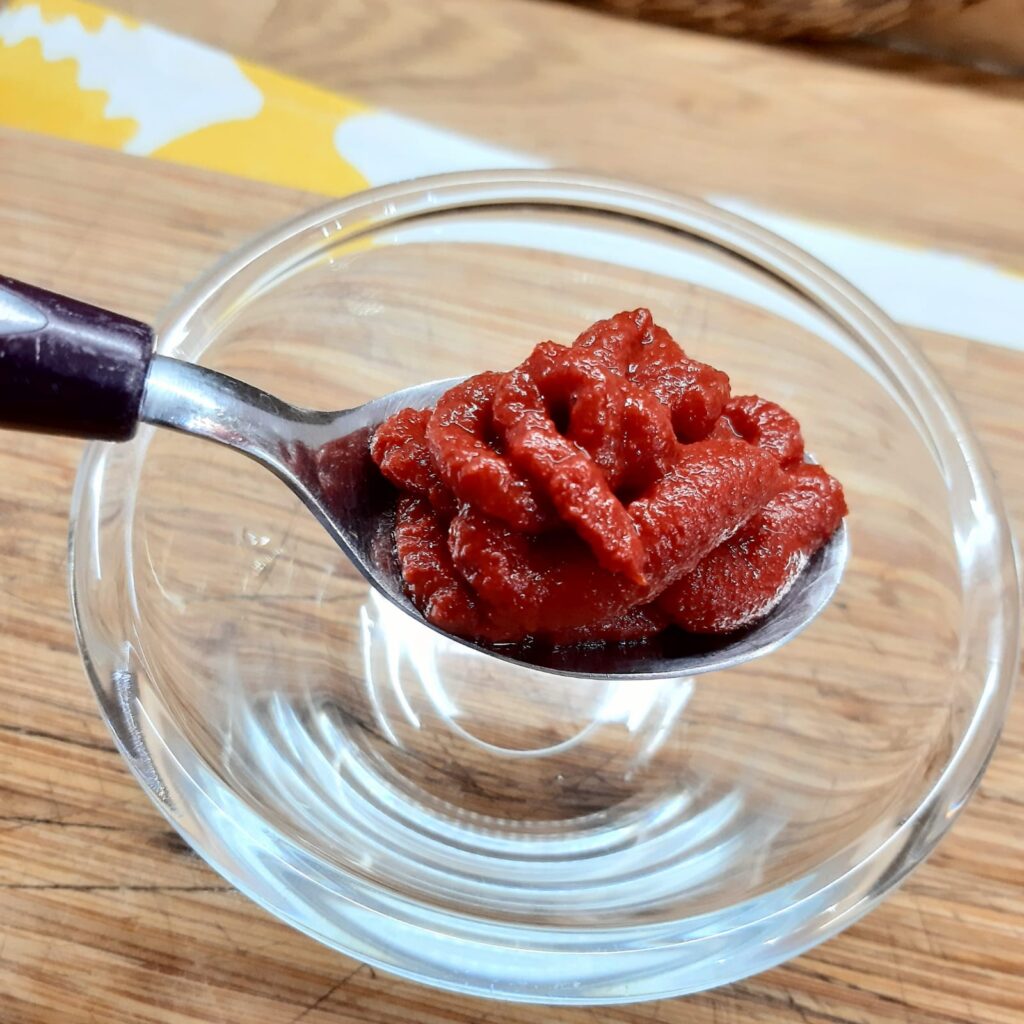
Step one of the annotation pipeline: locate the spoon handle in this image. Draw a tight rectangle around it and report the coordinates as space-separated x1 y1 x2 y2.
0 276 154 441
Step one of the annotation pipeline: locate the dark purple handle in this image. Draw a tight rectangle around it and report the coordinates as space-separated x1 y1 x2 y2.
0 276 154 441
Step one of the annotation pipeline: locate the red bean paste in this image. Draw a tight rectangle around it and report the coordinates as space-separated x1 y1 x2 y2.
368 309 846 644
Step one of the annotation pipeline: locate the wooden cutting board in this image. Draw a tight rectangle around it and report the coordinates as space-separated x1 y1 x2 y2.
1 1 1022 1022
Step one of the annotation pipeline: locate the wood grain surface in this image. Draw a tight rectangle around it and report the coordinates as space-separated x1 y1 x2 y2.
1 1 1023 1022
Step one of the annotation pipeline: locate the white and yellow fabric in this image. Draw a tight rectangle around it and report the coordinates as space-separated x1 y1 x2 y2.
1 0 1022 349
0 0 530 195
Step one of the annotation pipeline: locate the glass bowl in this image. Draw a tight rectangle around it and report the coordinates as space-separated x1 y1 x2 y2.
69 170 1020 1004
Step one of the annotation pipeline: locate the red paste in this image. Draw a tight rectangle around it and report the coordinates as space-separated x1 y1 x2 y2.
368 309 847 644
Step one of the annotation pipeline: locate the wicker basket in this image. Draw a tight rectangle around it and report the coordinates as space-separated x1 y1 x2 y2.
564 0 977 40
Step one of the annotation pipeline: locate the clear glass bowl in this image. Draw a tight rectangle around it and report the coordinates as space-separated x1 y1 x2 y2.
70 171 1020 1004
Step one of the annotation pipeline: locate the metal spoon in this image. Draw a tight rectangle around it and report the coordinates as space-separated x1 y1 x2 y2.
0 275 847 679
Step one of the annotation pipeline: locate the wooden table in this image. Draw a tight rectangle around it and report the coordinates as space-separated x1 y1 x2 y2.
1 1 1022 1021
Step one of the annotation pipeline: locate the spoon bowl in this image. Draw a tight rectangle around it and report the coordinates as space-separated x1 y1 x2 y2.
139 355 849 679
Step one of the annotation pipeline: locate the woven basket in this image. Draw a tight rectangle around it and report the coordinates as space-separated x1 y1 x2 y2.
564 0 978 40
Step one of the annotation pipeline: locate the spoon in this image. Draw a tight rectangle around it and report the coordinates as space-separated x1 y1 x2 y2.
0 275 847 679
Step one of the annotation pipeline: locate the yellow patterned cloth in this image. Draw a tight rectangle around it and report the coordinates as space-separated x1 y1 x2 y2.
0 0 529 194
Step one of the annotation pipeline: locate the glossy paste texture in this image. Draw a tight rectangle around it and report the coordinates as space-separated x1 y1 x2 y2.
368 309 847 644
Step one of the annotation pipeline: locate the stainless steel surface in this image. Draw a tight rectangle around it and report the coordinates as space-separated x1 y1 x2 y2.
0 283 49 335
139 354 848 679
